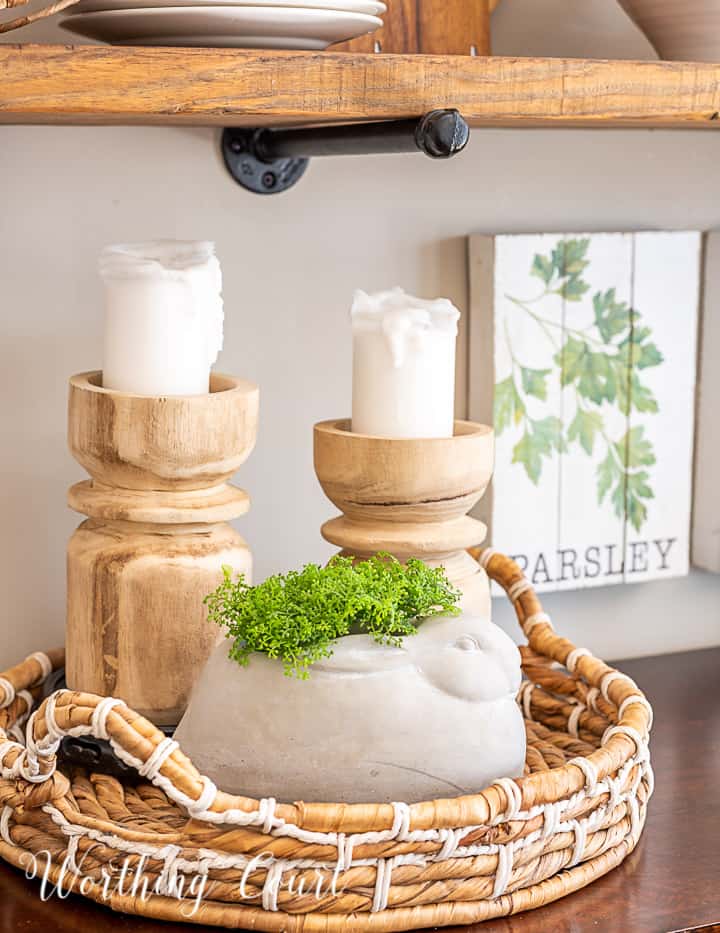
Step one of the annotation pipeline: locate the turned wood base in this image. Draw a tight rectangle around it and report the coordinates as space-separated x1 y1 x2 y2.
67 520 251 725
314 419 494 615
66 371 259 724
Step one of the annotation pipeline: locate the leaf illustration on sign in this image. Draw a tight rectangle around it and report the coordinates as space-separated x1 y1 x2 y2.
494 237 664 532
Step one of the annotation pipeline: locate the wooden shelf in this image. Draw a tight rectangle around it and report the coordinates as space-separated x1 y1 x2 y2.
2 44 720 128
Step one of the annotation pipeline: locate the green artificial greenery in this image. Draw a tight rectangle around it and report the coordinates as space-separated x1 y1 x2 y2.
205 553 461 679
495 237 662 532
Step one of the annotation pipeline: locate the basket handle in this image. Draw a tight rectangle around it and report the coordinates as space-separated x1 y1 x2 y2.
471 547 557 642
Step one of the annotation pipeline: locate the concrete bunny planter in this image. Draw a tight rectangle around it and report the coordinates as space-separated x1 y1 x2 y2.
175 613 526 804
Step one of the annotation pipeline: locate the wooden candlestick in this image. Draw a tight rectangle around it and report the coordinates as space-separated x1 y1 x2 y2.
66 371 259 725
314 419 494 614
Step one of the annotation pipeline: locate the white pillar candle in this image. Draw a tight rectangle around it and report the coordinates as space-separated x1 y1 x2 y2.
351 287 460 438
100 240 223 396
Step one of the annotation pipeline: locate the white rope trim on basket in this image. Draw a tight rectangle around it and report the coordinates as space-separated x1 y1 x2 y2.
25 711 60 759
492 840 514 898
435 827 464 861
91 697 124 741
6 696 33 749
600 670 628 701
569 756 599 793
565 647 591 674
65 834 83 875
186 775 218 819
336 833 349 871
138 738 179 780
156 844 183 897
541 801 562 840
391 802 412 841
629 758 644 798
643 758 655 799
370 856 427 913
42 693 63 746
523 612 553 633
585 686 601 712
602 724 646 756
262 798 278 836
567 703 584 738
605 774 623 813
569 818 587 866
262 858 289 912
478 548 497 570
0 806 13 847
0 741 21 769
0 689 48 776
15 750 54 783
518 680 535 720
618 694 654 731
372 857 390 912
28 652 53 685
491 778 522 821
507 578 533 602
628 794 641 840
0 678 15 709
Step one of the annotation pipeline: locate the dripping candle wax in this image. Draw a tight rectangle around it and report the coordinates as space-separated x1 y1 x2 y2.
351 288 460 438
100 240 224 396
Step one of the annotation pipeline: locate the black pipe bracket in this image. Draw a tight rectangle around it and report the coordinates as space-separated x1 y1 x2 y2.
221 109 470 194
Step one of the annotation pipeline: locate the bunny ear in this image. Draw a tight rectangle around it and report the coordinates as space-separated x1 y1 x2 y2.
313 636 411 676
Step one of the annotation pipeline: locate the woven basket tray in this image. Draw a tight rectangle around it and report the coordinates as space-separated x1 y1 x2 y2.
0 550 653 931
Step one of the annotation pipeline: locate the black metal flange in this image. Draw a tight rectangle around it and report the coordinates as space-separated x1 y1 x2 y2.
222 129 309 194
222 109 470 194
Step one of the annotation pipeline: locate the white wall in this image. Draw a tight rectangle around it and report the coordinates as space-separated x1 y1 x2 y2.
1 1 719 669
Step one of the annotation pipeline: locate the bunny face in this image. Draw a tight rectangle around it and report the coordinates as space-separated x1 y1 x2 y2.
312 613 521 704
408 614 522 703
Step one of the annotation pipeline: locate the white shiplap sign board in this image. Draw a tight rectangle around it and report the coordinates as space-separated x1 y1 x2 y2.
469 232 701 593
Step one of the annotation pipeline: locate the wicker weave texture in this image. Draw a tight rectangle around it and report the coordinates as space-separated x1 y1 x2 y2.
0 551 653 931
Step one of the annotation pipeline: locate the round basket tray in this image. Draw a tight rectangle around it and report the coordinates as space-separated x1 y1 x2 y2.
0 550 653 931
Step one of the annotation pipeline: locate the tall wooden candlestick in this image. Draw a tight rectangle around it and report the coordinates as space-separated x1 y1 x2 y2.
66 371 259 725
314 419 494 615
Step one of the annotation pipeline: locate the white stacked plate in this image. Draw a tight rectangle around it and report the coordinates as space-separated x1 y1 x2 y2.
60 0 385 48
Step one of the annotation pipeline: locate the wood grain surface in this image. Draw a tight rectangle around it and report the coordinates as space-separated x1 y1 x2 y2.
66 519 251 725
2 46 720 128
314 419 492 614
68 371 259 491
0 646 718 931
335 0 490 55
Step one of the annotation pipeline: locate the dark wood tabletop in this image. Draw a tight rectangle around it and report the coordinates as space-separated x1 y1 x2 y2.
0 647 718 933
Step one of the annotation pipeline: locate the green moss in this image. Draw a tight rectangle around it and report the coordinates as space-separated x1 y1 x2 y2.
204 553 461 679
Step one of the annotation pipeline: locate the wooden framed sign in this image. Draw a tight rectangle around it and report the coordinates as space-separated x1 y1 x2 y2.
469 232 701 592
693 231 720 574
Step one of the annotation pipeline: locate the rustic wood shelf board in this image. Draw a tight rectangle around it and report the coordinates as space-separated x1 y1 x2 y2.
2 45 720 128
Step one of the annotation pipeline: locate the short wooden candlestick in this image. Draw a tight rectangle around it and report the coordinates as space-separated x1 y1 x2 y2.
66 371 259 725
314 419 494 614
